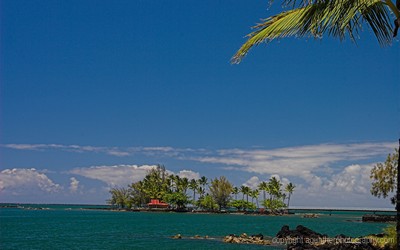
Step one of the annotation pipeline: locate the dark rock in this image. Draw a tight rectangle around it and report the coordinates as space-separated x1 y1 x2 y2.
295 225 326 238
362 214 396 223
335 234 349 239
276 225 291 238
252 233 263 240
279 225 382 250
276 225 326 239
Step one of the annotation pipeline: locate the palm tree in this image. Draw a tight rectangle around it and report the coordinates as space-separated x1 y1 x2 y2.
285 182 296 210
241 185 251 202
179 177 189 194
269 177 282 200
189 178 199 202
232 0 400 64
199 176 208 192
232 186 239 200
250 189 260 208
197 186 205 199
258 181 268 201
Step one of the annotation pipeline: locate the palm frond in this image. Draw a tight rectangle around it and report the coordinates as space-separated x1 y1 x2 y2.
232 0 394 64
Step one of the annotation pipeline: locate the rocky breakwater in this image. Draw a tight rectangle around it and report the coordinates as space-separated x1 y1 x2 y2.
362 214 396 223
275 225 381 249
223 233 272 245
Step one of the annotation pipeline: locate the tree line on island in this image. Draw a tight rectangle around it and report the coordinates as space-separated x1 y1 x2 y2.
108 165 295 213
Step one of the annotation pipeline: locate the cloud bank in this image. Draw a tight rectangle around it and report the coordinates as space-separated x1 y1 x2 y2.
1 141 396 207
0 168 62 194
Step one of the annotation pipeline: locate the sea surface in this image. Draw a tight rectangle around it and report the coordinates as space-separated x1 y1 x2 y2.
0 204 394 250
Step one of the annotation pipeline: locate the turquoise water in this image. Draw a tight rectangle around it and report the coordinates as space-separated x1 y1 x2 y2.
0 205 393 250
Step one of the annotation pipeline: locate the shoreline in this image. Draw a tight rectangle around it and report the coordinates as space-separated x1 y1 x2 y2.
0 203 395 213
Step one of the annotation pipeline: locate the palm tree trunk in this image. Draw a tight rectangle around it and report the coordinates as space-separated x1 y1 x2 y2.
397 139 400 250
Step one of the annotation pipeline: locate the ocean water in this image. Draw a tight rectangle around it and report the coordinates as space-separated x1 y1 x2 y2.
0 205 393 250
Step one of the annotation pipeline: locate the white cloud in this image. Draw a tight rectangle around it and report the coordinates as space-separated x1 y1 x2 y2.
70 164 203 187
177 170 200 180
1 141 395 208
192 142 396 181
1 143 200 158
69 177 80 193
328 164 373 194
70 165 158 187
242 176 260 190
0 168 62 194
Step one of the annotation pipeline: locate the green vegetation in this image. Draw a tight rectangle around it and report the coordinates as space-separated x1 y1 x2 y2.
232 0 400 64
108 165 296 213
108 187 131 209
228 199 256 211
370 148 398 204
365 224 396 249
209 176 233 210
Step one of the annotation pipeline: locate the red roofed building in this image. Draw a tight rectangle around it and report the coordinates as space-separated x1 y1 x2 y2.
148 199 169 208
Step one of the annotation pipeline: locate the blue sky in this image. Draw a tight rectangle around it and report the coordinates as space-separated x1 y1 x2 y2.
1 0 399 208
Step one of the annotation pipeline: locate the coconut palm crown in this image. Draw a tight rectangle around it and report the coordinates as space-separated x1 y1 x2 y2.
232 0 400 63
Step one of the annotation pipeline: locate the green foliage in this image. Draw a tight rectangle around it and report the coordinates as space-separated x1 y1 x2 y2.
108 165 298 214
258 181 268 201
197 194 218 211
240 185 251 202
232 0 399 63
163 192 190 210
130 181 146 207
263 199 287 212
383 224 396 249
228 199 256 211
367 224 397 249
285 182 296 208
232 186 239 200
141 165 169 200
210 176 233 210
370 148 398 204
108 187 131 209
189 178 199 203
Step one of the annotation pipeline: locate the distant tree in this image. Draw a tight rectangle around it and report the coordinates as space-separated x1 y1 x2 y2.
210 176 233 210
142 167 169 200
232 186 239 200
108 187 131 209
178 177 189 194
189 178 199 203
370 148 399 204
263 199 286 213
198 194 218 211
258 181 268 201
261 177 287 213
130 181 146 207
197 186 205 199
240 185 251 202
229 199 256 211
269 177 283 200
163 192 190 210
198 176 208 194
250 189 260 208
285 183 296 209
